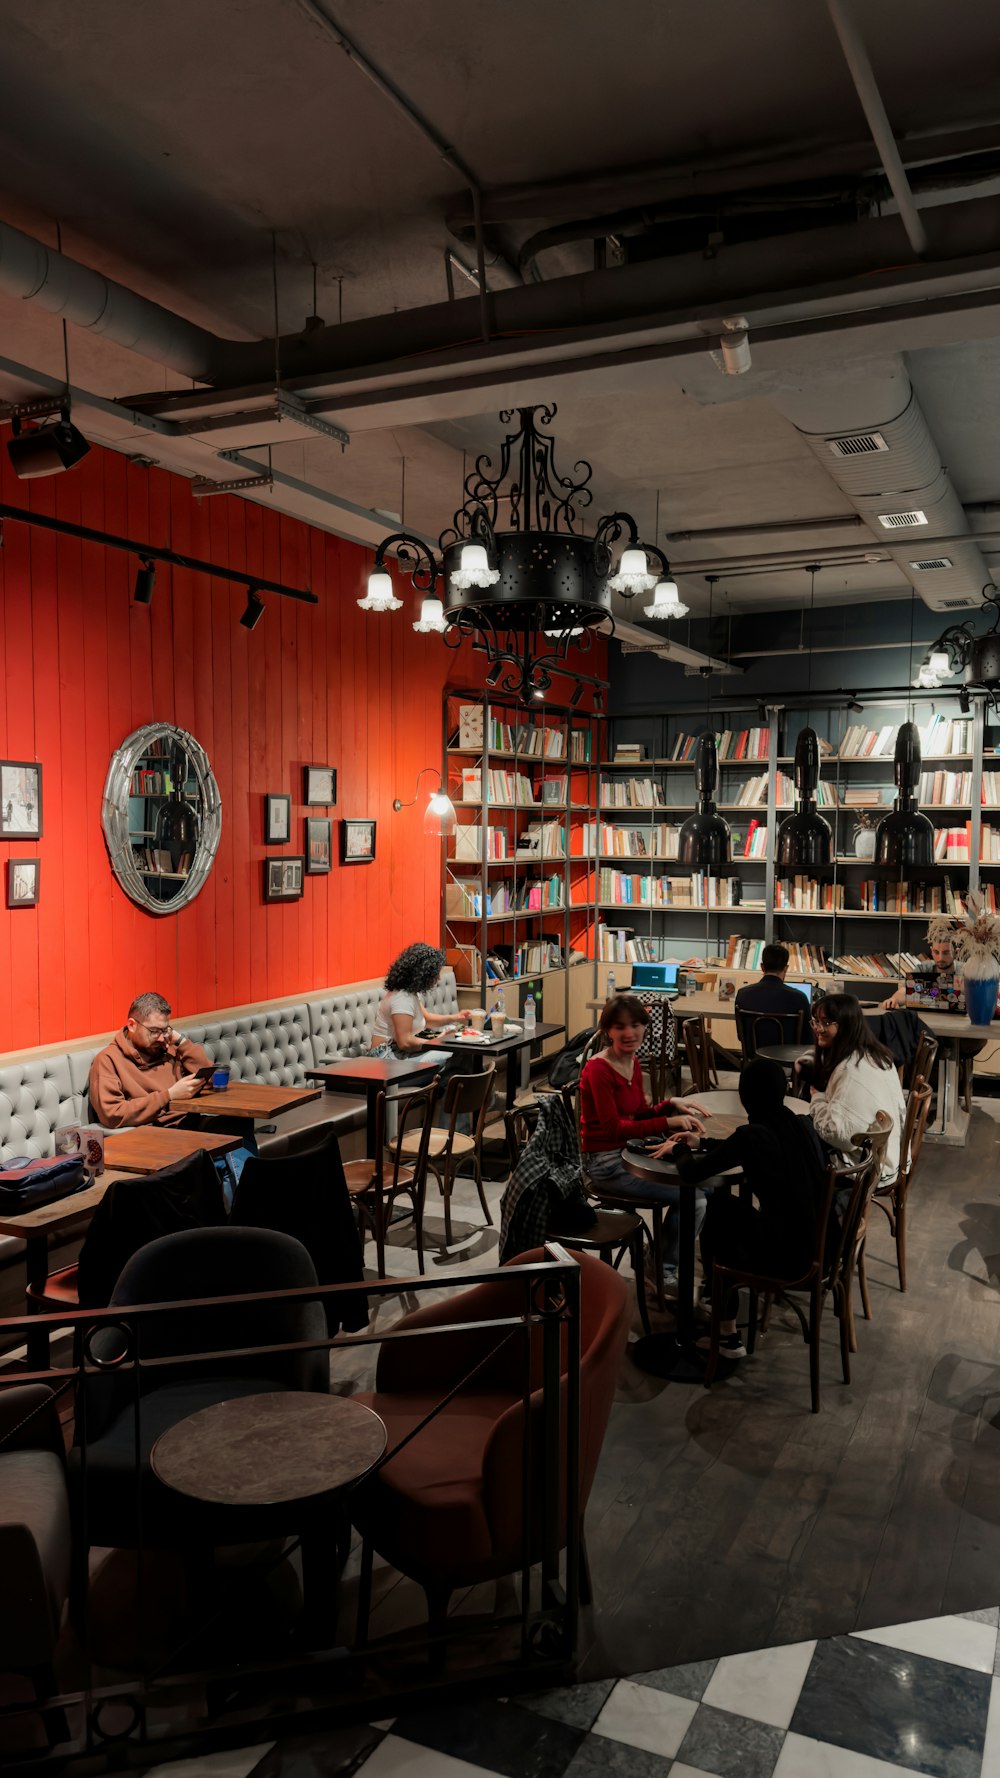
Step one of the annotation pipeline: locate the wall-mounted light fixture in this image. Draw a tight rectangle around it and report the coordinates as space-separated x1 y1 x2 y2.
239 587 265 630
393 767 457 837
133 559 156 605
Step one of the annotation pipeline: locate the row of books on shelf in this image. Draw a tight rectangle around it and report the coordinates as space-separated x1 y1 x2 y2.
580 822 681 859
446 940 564 985
859 878 968 914
774 878 844 911
839 718 972 759
452 822 568 861
454 826 511 861
597 772 795 809
598 870 760 908
919 771 973 803
130 846 190 877
130 769 175 795
724 936 830 972
445 876 566 917
600 925 935 979
456 704 592 760
670 728 771 761
830 951 933 979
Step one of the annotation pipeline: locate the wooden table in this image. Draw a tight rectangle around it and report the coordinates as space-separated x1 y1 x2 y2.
884 1009 1000 1147
190 1081 322 1137
0 1171 128 1370
104 1127 242 1174
428 1022 565 1111
306 1053 449 1152
151 1390 386 1506
624 1089 810 1379
757 1042 813 1070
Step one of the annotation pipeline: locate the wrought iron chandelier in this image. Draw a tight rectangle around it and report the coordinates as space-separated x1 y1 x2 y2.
358 405 674 700
914 582 1000 704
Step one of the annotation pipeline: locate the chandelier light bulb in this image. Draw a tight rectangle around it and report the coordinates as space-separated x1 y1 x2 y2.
424 788 457 836
608 545 657 595
928 649 950 677
357 569 402 612
450 540 500 592
413 594 448 634
644 576 689 620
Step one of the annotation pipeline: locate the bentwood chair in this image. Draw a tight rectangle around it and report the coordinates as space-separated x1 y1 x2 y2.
735 1007 807 1065
398 1065 495 1243
343 1082 438 1276
857 1077 933 1307
704 1115 890 1412
681 1017 719 1095
908 1030 939 1093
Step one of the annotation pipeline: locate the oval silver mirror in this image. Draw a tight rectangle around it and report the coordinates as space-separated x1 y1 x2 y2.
102 722 222 915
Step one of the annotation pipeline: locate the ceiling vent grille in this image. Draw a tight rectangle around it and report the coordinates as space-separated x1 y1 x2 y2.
877 509 928 528
938 596 978 609
910 557 953 571
826 431 888 457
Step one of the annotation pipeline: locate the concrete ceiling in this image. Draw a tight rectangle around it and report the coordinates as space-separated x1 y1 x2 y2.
2 0 1000 626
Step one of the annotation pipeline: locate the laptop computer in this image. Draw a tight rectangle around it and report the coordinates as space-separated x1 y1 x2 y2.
631 961 679 996
784 981 815 1017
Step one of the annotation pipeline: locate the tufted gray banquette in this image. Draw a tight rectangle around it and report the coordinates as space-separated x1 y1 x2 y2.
0 970 460 1175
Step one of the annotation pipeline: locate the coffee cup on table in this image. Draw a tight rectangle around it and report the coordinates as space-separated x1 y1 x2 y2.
211 1066 231 1091
490 1012 506 1037
468 1008 486 1032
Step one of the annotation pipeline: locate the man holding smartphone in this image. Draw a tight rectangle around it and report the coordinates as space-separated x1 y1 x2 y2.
89 991 212 1128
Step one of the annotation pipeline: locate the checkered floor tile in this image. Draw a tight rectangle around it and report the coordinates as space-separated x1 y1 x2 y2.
142 1606 1000 1777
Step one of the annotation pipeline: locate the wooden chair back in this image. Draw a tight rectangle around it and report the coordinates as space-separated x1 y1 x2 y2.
908 1030 939 1091
735 1006 806 1062
681 1016 718 1093
900 1075 933 1184
441 1063 496 1151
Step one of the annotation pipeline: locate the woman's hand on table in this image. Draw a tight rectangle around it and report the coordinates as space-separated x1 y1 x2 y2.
667 1112 704 1133
674 1099 709 1119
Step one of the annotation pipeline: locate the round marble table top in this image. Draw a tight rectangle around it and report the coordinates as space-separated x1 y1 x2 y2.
150 1390 387 1507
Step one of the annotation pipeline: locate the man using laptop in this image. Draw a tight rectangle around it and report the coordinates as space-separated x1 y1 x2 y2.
734 945 811 1054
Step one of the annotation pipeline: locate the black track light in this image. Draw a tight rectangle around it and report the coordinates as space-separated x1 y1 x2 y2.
569 682 585 708
6 410 90 479
133 559 156 605
847 692 864 714
240 587 265 630
594 688 604 713
960 687 971 714
485 660 503 688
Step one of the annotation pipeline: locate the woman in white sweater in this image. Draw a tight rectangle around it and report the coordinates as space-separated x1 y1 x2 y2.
806 994 907 1177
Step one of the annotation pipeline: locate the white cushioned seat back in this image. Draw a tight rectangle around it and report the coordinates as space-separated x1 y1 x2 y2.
182 1005 314 1085
0 1058 83 1164
309 990 382 1062
69 1048 99 1111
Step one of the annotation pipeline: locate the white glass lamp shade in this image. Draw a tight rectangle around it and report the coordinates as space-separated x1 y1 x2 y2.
450 540 500 592
413 594 448 634
928 649 951 677
608 546 657 595
424 789 457 836
358 569 402 611
543 625 585 639
643 576 689 620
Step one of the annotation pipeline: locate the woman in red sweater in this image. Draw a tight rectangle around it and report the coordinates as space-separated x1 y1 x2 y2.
580 994 708 1285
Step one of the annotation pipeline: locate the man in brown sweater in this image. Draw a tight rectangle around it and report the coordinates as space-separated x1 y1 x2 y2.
89 991 211 1128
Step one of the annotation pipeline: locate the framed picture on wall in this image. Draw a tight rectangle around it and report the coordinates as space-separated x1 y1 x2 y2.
7 858 39 908
264 855 304 901
341 818 376 865
304 765 337 806
0 761 42 838
305 817 332 874
264 794 291 844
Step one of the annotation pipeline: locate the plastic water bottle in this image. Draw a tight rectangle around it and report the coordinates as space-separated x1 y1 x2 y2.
606 971 616 1000
524 988 536 1034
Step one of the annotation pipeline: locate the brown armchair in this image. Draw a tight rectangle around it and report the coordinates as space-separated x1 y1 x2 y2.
350 1247 629 1639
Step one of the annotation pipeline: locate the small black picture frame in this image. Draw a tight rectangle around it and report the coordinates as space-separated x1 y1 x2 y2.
305 816 333 874
304 765 337 806
0 760 43 839
264 855 304 901
341 818 376 865
7 857 39 907
264 794 291 844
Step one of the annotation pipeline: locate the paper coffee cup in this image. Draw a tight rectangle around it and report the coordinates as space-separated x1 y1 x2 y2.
469 1009 486 1031
490 1013 505 1035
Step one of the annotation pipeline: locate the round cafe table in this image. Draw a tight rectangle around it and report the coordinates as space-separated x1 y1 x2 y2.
756 1042 813 1070
623 1089 810 1380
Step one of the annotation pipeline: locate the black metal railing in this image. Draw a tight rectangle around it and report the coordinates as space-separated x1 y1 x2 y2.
0 1247 582 1773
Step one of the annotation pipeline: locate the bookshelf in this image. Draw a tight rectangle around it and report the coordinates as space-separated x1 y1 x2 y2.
442 689 605 1045
603 697 994 993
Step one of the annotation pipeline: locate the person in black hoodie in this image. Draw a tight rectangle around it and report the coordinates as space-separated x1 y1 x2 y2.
654 1057 828 1359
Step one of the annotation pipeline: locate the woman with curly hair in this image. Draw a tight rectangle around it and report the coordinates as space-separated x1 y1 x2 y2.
368 942 459 1059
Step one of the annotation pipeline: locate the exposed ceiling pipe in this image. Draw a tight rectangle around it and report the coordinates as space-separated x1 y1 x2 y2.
668 515 867 543
666 534 1000 574
0 217 229 382
446 119 1000 231
824 0 928 256
293 0 522 317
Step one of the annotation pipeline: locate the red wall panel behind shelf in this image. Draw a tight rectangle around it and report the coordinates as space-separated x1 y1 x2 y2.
0 443 517 1050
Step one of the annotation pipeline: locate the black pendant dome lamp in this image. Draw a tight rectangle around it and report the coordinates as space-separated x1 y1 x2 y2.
776 566 832 867
874 720 934 868
777 727 833 866
678 576 731 869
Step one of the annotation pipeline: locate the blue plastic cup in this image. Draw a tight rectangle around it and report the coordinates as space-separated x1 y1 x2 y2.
211 1066 231 1091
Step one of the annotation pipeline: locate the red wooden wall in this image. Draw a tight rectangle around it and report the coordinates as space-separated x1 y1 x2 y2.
0 443 496 1048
